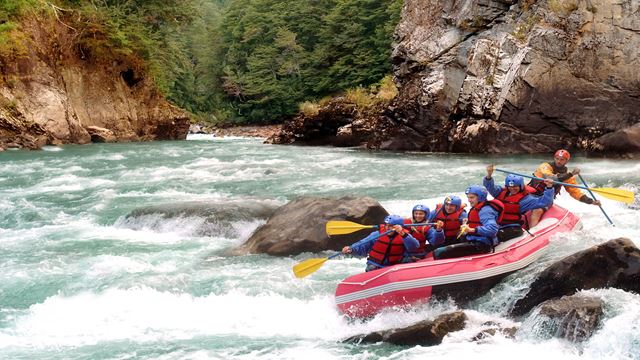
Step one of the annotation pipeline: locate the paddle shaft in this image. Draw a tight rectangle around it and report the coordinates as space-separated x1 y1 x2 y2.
578 174 614 226
495 168 597 192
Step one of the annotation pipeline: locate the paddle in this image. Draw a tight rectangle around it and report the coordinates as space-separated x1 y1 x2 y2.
494 168 635 204
292 229 394 278
326 220 436 235
292 253 342 279
578 174 614 226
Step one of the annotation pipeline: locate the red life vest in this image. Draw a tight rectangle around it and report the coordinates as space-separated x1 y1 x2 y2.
403 218 430 254
433 203 465 239
495 186 536 225
467 200 504 229
367 224 406 265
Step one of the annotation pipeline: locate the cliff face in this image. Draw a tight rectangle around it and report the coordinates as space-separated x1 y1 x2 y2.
270 0 640 156
389 0 640 155
0 17 189 150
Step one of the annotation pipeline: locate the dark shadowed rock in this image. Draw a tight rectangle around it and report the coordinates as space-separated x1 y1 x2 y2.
86 126 116 143
592 124 640 158
343 311 467 346
511 238 640 316
533 295 604 342
236 196 388 256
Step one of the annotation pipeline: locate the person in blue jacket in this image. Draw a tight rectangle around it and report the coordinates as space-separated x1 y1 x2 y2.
433 185 500 260
342 214 419 272
484 165 555 241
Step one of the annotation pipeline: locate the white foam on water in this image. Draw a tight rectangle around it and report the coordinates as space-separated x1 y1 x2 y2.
87 255 177 276
0 288 350 348
580 288 640 359
41 146 63 152
186 134 217 141
22 174 116 195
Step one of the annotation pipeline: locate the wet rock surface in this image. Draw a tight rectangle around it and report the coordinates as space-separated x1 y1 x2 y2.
511 238 640 316
343 311 467 346
534 295 604 342
237 196 389 256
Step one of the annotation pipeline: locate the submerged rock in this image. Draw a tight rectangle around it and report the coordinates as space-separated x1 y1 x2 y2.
343 311 467 346
236 196 388 256
511 238 640 316
121 200 280 238
472 322 518 342
533 295 604 342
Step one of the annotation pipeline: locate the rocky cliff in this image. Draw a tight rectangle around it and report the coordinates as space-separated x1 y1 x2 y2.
270 0 640 156
0 16 189 151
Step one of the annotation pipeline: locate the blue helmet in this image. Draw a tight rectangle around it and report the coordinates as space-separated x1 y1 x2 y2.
465 185 488 202
384 214 405 226
444 195 462 209
412 204 429 214
505 174 524 191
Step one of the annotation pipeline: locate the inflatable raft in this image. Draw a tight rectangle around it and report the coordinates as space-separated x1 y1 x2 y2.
335 204 581 317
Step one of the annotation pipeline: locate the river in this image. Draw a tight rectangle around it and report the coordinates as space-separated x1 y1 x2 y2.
0 135 638 359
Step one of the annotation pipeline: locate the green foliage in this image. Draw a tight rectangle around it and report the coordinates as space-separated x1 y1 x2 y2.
0 0 39 56
217 0 402 123
1 0 402 125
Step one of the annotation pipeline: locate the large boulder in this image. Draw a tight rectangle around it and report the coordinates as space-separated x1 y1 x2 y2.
343 311 467 346
592 123 640 158
510 238 640 316
525 295 604 343
236 196 388 256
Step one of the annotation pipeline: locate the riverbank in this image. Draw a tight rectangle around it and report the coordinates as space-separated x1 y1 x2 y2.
189 124 282 139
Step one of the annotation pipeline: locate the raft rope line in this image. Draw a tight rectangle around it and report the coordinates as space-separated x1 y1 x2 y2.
337 208 572 288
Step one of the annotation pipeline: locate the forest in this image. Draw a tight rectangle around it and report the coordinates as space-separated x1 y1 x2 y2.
0 0 401 124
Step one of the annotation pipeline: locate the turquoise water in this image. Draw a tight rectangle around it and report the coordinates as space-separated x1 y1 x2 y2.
0 136 639 359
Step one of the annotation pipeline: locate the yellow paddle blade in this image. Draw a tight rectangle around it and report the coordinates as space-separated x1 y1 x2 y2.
325 220 375 235
292 257 330 278
457 225 469 239
591 187 635 204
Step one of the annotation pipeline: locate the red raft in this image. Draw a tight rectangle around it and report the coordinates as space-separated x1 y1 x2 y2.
335 204 581 317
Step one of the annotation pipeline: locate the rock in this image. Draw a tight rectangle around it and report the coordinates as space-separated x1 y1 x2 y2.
266 98 358 146
235 196 388 256
592 123 640 158
270 0 640 157
0 17 189 148
533 295 604 342
472 324 518 342
343 311 467 346
385 0 640 155
212 124 282 138
510 238 640 316
86 126 117 143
